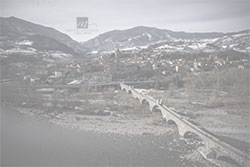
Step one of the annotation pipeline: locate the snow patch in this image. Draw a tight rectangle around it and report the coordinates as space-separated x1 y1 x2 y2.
16 40 33 46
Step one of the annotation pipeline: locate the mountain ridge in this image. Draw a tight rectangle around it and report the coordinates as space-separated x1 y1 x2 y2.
1 17 249 53
82 26 249 52
0 16 87 54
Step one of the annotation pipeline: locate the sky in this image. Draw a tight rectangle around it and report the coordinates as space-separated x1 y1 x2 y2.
1 0 249 42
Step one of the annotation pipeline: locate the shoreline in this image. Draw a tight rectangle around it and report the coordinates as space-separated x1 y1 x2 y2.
1 106 216 167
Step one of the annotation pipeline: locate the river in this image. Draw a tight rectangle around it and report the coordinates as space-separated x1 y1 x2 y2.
1 106 212 166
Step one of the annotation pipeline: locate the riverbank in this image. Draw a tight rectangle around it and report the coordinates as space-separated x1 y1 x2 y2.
1 106 216 167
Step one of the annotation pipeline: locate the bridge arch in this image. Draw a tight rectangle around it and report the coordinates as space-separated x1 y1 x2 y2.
167 119 177 126
137 98 151 113
141 99 149 105
183 131 204 143
151 105 161 112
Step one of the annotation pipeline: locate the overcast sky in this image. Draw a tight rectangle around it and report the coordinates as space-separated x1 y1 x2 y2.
1 0 249 42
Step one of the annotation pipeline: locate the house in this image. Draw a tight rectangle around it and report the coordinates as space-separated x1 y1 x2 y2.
83 72 112 84
238 65 245 70
55 71 63 78
193 59 201 69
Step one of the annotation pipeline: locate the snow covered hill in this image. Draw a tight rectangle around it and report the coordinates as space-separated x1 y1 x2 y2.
82 26 249 53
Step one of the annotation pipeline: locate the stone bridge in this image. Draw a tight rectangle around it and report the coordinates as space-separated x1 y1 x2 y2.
120 83 250 167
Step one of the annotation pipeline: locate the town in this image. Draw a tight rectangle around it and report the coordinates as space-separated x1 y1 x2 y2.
19 48 249 89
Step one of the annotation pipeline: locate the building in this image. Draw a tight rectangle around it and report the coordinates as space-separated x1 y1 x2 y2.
83 72 112 84
55 71 63 78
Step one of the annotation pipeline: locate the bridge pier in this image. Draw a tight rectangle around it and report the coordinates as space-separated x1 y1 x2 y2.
198 146 218 159
149 104 155 112
178 128 186 137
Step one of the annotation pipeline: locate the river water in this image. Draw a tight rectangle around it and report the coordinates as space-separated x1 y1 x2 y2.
1 106 211 166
